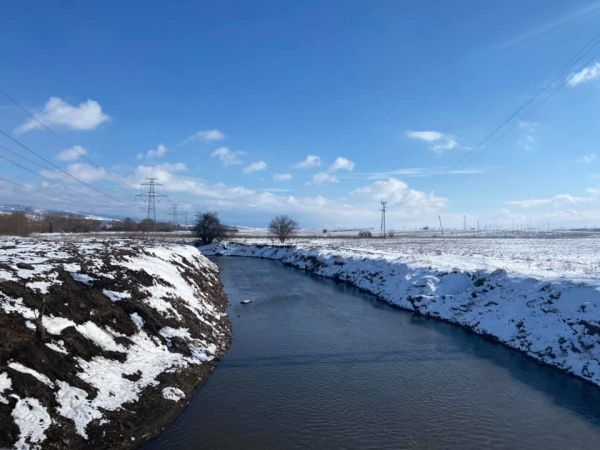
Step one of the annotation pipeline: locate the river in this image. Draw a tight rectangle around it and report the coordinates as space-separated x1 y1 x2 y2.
142 256 600 449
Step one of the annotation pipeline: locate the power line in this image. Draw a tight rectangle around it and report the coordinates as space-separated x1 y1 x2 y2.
0 145 120 208
0 88 132 189
423 31 600 192
429 44 600 191
0 127 126 205
0 176 97 208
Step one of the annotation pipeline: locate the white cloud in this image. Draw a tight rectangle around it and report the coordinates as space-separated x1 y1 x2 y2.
578 153 597 163
568 62 600 87
367 167 484 179
67 163 109 183
329 157 355 172
15 97 110 134
350 177 446 212
137 144 167 160
293 155 321 169
310 172 339 185
243 161 267 174
184 129 226 143
506 194 589 208
431 138 458 154
406 131 444 142
517 134 535 151
41 163 109 184
210 147 244 166
56 145 87 162
274 173 292 181
407 130 457 154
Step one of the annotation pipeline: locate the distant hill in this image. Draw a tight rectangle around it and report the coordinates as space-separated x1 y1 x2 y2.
0 204 122 222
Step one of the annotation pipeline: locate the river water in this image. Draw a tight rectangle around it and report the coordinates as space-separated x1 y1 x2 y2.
143 257 600 449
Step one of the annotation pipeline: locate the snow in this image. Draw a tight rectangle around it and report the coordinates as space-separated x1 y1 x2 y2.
45 340 68 355
55 381 103 439
162 387 185 401
8 363 54 388
0 238 228 447
69 272 95 286
74 321 126 353
0 372 11 404
11 397 52 450
103 289 131 302
130 312 144 328
205 240 600 387
42 316 75 335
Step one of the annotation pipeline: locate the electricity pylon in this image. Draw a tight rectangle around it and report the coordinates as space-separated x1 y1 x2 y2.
136 178 168 231
380 201 387 239
167 203 180 226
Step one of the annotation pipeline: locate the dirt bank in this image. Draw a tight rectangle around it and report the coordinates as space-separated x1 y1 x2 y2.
0 238 231 449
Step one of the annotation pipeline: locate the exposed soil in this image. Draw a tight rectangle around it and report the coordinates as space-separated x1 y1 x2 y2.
0 239 231 449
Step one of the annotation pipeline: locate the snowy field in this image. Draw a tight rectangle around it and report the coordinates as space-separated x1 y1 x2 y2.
228 232 600 286
0 238 230 449
204 240 600 388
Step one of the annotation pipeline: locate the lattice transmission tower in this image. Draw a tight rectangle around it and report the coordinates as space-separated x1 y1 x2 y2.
136 178 168 230
167 203 180 227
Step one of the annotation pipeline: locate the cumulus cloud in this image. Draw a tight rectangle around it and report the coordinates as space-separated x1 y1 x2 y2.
350 177 446 212
568 62 600 87
329 157 355 172
15 97 110 134
274 173 292 181
243 161 267 174
293 155 321 169
310 172 339 185
40 163 109 184
137 144 167 160
578 153 597 164
210 147 244 166
56 145 87 162
407 130 457 154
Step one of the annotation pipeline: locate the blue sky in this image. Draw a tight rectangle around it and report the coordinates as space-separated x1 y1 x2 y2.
1 1 600 228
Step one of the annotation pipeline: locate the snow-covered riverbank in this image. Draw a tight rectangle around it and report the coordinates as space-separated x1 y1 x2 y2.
0 239 231 449
204 242 600 387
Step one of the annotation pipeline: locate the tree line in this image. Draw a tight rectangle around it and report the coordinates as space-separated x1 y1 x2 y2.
0 210 300 242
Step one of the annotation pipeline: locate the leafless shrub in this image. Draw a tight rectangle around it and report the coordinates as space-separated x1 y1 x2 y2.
269 215 299 243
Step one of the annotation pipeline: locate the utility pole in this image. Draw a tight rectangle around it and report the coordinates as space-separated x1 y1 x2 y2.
463 215 466 231
136 178 168 231
438 215 444 236
380 201 387 239
477 219 480 231
167 203 180 227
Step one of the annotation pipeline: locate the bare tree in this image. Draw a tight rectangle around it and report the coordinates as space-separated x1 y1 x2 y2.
194 211 227 245
269 215 298 243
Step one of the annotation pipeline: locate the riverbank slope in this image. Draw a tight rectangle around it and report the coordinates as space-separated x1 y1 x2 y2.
203 241 600 387
0 238 231 449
